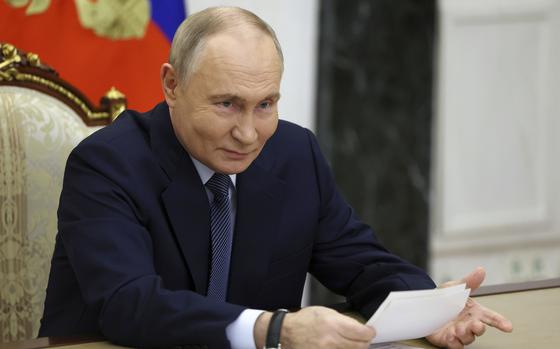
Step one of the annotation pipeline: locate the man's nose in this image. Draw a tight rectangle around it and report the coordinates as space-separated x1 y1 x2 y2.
232 114 258 145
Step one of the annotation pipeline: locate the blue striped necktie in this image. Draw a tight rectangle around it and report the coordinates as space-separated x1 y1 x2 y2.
205 173 233 300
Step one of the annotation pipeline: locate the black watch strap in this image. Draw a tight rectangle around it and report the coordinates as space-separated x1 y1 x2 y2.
264 309 288 349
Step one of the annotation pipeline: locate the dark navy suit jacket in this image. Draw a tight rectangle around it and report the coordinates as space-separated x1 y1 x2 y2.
39 102 435 348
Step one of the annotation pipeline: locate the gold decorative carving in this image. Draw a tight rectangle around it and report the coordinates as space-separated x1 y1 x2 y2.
105 86 125 100
0 43 127 124
26 53 40 67
14 72 111 120
103 87 126 120
0 44 22 79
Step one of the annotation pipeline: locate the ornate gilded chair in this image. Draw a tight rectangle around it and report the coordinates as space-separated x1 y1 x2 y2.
0 43 126 342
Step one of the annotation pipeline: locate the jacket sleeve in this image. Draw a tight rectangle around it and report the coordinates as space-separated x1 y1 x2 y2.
58 139 244 348
304 129 436 318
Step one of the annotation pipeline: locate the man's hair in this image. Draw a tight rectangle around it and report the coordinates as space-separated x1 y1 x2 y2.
169 6 284 83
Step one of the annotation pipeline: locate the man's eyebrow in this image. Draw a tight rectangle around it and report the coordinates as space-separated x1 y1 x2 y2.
209 93 281 102
209 94 245 102
266 92 281 101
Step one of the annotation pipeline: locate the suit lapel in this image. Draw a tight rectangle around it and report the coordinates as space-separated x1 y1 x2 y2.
148 103 286 302
161 170 210 295
228 160 286 307
150 104 211 295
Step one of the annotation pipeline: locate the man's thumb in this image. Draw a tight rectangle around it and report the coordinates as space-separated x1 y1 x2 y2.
439 266 486 291
462 266 486 291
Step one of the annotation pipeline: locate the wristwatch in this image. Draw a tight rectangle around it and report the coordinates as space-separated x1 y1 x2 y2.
264 309 289 349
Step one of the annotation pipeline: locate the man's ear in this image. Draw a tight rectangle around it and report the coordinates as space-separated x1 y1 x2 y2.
160 63 179 107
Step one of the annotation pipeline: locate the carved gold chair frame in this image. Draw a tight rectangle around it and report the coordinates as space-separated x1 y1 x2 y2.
0 42 126 126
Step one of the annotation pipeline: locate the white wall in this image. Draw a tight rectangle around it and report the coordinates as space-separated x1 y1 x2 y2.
431 0 560 284
186 0 319 131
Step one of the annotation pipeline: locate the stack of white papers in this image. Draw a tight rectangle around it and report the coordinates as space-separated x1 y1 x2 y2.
366 283 470 344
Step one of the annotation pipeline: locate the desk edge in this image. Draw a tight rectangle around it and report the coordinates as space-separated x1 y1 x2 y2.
472 277 560 296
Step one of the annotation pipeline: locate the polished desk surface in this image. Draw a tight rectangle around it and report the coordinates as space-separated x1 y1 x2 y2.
406 278 560 348
465 286 559 348
1 278 559 348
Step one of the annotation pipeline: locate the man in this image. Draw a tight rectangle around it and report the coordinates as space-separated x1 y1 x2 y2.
40 7 512 349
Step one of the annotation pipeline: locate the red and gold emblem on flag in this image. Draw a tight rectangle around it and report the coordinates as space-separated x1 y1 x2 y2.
0 0 186 111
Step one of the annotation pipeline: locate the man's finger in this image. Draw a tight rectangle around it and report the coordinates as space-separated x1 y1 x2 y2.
481 307 513 332
468 300 513 333
462 266 486 291
470 320 486 336
455 320 476 346
446 334 464 349
337 316 376 341
439 266 486 290
338 334 374 348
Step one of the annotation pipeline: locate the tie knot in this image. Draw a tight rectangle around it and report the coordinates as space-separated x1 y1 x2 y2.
206 173 231 198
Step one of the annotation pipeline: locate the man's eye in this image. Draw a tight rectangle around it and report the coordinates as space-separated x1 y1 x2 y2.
259 101 271 109
219 101 232 108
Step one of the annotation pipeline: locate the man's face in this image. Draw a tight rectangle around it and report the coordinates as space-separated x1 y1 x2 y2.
163 27 282 174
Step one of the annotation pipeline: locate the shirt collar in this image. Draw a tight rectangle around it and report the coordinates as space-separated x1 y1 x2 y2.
189 155 237 187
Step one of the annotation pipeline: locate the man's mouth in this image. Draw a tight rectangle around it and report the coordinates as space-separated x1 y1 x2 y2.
222 148 253 159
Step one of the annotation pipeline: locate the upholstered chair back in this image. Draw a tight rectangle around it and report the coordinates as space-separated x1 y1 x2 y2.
0 43 126 342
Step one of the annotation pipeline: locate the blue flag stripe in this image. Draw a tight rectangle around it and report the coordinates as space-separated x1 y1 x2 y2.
150 0 187 42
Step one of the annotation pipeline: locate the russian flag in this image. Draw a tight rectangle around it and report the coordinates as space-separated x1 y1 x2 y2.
0 0 187 111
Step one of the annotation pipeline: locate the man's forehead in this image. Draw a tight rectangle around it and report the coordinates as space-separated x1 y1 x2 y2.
200 27 282 68
194 38 283 90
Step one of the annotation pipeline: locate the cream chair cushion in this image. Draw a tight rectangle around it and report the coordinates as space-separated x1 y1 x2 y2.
0 86 98 342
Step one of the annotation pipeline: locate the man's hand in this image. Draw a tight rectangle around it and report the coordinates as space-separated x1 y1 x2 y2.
254 306 375 349
426 267 513 348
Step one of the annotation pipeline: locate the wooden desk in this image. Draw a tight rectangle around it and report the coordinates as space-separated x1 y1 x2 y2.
405 278 560 348
463 278 560 348
2 278 558 348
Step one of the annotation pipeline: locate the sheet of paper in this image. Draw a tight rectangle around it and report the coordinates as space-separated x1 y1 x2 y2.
367 283 470 343
370 343 423 349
